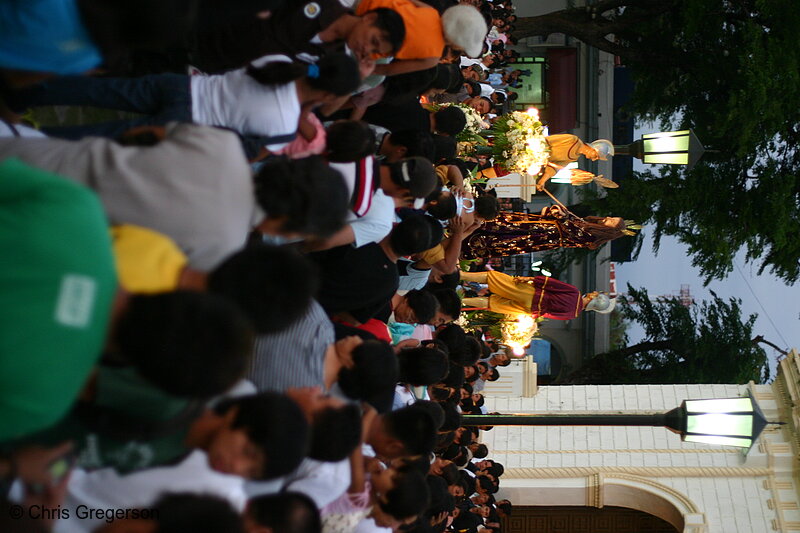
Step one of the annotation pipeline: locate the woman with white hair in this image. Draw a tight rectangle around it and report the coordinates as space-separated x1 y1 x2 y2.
459 270 616 320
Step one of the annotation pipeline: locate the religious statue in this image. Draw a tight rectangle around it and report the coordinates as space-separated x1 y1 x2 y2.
460 205 635 260
460 270 616 320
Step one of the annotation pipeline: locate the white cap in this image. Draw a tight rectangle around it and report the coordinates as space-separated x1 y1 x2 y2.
442 5 488 58
589 139 615 161
585 293 617 314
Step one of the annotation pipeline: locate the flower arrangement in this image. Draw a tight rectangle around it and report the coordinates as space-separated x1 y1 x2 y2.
424 103 489 145
500 313 540 355
490 108 550 176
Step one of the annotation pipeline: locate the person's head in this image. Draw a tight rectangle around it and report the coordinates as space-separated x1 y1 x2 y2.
389 214 444 256
439 401 463 432
115 292 254 397
385 157 437 201
461 67 480 82
463 79 481 96
465 96 492 115
284 387 362 462
374 465 431 522
475 475 495 495
583 292 617 314
95 493 244 533
435 324 467 357
379 129 435 163
369 405 438 459
464 365 479 382
244 492 321 533
431 107 467 136
348 8 406 59
470 443 489 459
460 336 482 366
247 52 360 101
395 289 440 324
425 189 457 220
427 288 461 326
78 0 196 63
440 362 465 391
208 245 318 334
326 120 376 162
254 156 349 239
208 393 310 479
441 5 488 58
425 268 460 291
490 91 506 105
483 367 500 382
475 195 500 221
490 351 511 367
471 393 485 407
397 346 449 386
497 500 513 517
337 340 399 411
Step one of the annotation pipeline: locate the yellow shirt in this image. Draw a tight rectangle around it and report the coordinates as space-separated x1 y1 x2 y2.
418 243 445 265
111 225 187 293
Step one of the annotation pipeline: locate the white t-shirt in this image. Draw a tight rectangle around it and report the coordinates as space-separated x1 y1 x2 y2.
190 54 301 150
0 121 46 138
329 158 395 247
53 451 246 533
245 458 351 509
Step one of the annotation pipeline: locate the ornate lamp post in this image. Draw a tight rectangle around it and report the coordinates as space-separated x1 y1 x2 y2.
614 129 706 170
463 396 776 450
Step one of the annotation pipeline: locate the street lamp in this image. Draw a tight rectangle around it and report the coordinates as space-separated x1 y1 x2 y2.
614 129 706 170
463 396 776 450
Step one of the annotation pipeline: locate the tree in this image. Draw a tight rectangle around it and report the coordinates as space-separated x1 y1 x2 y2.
564 284 773 384
516 0 800 283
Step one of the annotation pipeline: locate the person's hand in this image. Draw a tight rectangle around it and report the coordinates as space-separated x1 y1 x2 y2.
359 58 376 79
430 511 448 526
449 215 470 235
334 336 362 368
13 441 73 487
394 338 421 352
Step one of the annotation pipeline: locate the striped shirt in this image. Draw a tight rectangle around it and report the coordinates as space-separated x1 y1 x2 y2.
247 300 334 392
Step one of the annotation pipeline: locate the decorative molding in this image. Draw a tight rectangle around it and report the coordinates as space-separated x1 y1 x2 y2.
504 466 771 479
586 473 602 508
497 448 740 455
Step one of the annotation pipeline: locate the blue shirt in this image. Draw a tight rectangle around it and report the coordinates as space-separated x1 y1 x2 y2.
0 0 102 74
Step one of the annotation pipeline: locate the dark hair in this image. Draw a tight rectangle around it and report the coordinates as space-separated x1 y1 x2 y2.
473 395 485 408
78 0 195 58
476 475 494 493
464 79 481 97
409 400 445 430
497 500 513 516
388 157 437 198
426 190 457 220
440 363 465 390
404 289 439 324
308 404 362 462
426 475 456 516
247 52 360 96
337 340 399 411
476 362 489 373
383 67 438 103
429 288 461 320
247 492 321 533
254 156 349 238
486 368 500 381
208 245 318 334
431 134 457 162
390 214 444 256
326 120 376 162
383 405 438 456
425 269 460 291
438 462 459 485
398 347 449 386
116 292 253 397
461 337 482 366
387 129 435 161
432 107 467 136
153 493 244 533
439 401 463 432
465 365 480 383
472 443 489 459
435 324 467 356
486 461 504 478
215 393 310 479
379 466 430 520
582 216 627 249
368 8 407 54
475 196 500 220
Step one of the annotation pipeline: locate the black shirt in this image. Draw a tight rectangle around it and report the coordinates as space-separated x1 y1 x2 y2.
190 0 349 72
309 243 399 323
362 96 432 134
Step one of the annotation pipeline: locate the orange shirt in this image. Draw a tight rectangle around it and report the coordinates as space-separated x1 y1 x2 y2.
356 0 445 60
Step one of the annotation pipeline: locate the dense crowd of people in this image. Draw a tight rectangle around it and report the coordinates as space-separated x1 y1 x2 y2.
0 1 527 533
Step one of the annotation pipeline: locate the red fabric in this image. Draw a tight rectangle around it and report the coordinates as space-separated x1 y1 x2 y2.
357 319 393 343
530 276 583 320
